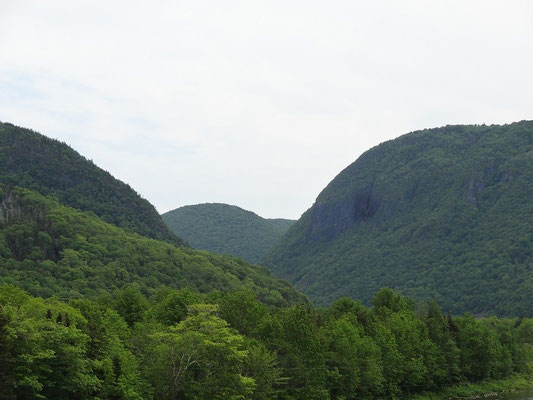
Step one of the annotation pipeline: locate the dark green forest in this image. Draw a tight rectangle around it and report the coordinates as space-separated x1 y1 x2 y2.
2 285 533 400
162 203 294 263
263 121 533 315
0 185 303 305
0 122 182 245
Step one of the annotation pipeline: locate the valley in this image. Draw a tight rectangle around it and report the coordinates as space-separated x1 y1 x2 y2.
1 121 532 399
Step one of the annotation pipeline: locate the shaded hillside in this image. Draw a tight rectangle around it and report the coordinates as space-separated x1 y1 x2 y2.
263 121 533 316
162 203 295 263
0 122 182 244
0 185 305 306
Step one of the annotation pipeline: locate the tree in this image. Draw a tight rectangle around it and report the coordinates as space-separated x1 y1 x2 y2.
321 315 384 399
271 306 329 400
5 299 99 399
114 287 148 328
371 290 437 395
149 304 254 400
218 289 268 336
455 315 502 381
242 341 286 400
0 306 15 399
151 288 202 326
424 300 460 385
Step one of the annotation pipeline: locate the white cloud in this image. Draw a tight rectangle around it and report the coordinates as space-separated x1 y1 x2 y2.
1 0 532 219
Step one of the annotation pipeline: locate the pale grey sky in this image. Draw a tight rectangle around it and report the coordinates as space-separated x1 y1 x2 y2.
1 0 532 219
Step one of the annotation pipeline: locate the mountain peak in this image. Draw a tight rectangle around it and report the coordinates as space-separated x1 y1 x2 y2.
263 121 533 316
163 202 295 263
0 122 183 245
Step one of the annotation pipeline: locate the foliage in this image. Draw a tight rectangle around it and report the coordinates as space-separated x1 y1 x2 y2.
147 304 254 400
0 185 306 306
162 203 294 263
263 121 533 316
1 286 533 399
0 122 182 245
2 119 533 398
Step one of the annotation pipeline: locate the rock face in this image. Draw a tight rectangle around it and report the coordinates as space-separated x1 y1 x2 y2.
0 186 45 225
311 188 380 240
262 121 533 316
0 188 22 224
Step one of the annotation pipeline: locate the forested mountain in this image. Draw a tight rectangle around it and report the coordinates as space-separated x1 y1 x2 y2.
0 184 305 305
0 122 183 244
3 119 533 399
263 121 533 316
162 203 295 263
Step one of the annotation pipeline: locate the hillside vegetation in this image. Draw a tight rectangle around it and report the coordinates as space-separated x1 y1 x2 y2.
2 119 533 399
263 121 533 315
163 203 294 263
0 184 304 305
0 122 182 244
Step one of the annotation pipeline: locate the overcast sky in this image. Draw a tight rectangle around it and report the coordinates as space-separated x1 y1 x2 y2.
1 1 532 219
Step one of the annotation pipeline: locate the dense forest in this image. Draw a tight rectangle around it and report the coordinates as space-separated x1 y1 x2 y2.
1 121 533 399
2 285 533 400
0 184 304 306
163 203 294 263
0 122 183 245
263 122 533 315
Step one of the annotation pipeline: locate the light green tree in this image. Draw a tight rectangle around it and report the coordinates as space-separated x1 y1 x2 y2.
149 304 255 400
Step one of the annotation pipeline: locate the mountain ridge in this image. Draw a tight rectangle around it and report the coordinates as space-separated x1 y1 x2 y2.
0 122 183 245
263 121 533 316
163 202 295 263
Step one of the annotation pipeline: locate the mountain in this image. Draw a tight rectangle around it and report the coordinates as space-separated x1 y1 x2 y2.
0 184 306 305
162 203 295 263
0 122 183 245
263 121 533 315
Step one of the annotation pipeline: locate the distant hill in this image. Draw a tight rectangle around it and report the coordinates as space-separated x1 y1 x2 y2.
162 203 295 263
263 121 533 316
0 184 305 305
0 122 183 245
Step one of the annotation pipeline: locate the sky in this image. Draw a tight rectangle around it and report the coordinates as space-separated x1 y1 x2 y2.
1 1 532 219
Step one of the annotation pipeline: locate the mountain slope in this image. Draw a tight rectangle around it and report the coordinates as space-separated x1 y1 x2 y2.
263 121 533 315
162 203 295 263
0 122 182 244
0 184 305 305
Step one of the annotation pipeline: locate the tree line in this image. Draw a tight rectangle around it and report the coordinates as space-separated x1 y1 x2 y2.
1 285 532 400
